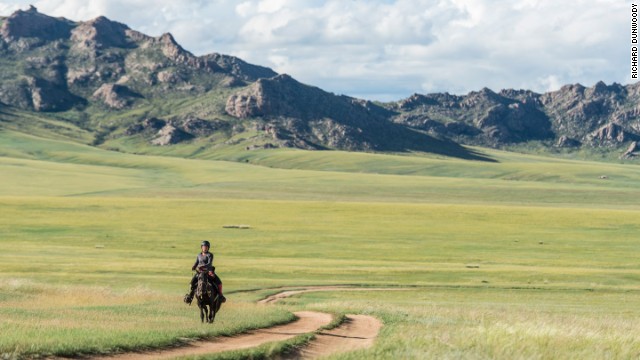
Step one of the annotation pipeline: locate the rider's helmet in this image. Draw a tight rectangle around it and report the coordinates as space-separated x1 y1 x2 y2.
201 240 211 248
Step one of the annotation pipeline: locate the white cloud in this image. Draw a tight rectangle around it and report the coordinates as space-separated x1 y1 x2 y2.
1 0 630 101
257 0 287 14
538 75 563 93
235 2 255 18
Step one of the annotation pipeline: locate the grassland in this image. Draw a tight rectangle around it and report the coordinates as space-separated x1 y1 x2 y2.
1 127 640 359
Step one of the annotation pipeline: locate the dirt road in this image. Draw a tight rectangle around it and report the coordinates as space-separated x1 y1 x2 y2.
259 286 384 359
91 311 332 360
85 286 384 360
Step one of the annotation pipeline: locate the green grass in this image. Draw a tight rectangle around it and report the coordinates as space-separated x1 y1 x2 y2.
0 280 294 358
1 130 640 358
280 288 640 359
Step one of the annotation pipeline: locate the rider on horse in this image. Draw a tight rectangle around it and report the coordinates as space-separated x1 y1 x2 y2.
184 240 226 304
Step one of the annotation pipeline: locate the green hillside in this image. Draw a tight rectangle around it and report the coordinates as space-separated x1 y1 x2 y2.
2 126 640 206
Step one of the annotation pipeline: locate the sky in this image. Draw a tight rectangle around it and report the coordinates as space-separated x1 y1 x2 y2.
0 0 631 101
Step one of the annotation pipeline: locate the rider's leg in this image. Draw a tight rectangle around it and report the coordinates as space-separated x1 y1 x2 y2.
184 274 197 304
213 274 226 303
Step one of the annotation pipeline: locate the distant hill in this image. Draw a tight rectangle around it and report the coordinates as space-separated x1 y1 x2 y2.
0 7 638 160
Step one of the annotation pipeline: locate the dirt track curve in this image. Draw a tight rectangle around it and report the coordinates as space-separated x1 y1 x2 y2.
85 286 384 360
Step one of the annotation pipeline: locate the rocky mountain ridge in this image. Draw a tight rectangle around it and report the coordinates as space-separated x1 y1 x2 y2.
389 81 640 157
0 7 639 160
0 6 276 111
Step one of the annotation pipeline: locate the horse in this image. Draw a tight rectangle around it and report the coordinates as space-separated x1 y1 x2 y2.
195 270 222 323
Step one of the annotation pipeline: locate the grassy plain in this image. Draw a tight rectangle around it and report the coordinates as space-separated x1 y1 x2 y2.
1 128 640 358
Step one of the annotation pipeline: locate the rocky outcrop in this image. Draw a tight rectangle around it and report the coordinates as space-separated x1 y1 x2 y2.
125 117 166 135
92 83 141 109
70 16 132 49
125 116 230 145
226 74 393 124
621 141 639 159
151 124 193 146
474 101 552 143
156 70 182 84
0 7 277 111
202 53 277 82
226 74 317 119
0 6 74 42
157 33 193 65
588 123 640 144
393 87 552 145
556 135 581 148
397 93 445 110
541 81 632 140
27 77 84 111
0 76 84 111
391 81 640 151
0 80 33 109
180 116 230 137
225 74 394 151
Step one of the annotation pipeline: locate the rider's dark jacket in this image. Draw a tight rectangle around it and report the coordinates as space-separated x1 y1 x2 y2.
193 252 214 272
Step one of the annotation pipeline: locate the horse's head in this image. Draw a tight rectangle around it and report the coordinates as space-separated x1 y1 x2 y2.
195 271 210 298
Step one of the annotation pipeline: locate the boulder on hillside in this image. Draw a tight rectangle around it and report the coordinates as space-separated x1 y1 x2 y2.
92 83 141 109
125 117 166 135
555 135 581 148
151 124 193 146
589 123 639 144
180 116 230 137
156 69 183 84
621 141 639 159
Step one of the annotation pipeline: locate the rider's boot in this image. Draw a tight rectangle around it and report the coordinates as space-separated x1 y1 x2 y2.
218 284 226 303
183 285 195 305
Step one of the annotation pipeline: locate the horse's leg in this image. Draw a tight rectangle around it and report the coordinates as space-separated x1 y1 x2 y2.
199 301 205 323
207 297 214 323
210 295 220 323
208 303 214 323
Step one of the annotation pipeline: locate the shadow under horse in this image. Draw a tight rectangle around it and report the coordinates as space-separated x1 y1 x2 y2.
195 271 222 323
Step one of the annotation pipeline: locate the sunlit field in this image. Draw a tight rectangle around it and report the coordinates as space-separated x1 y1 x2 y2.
1 129 640 358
